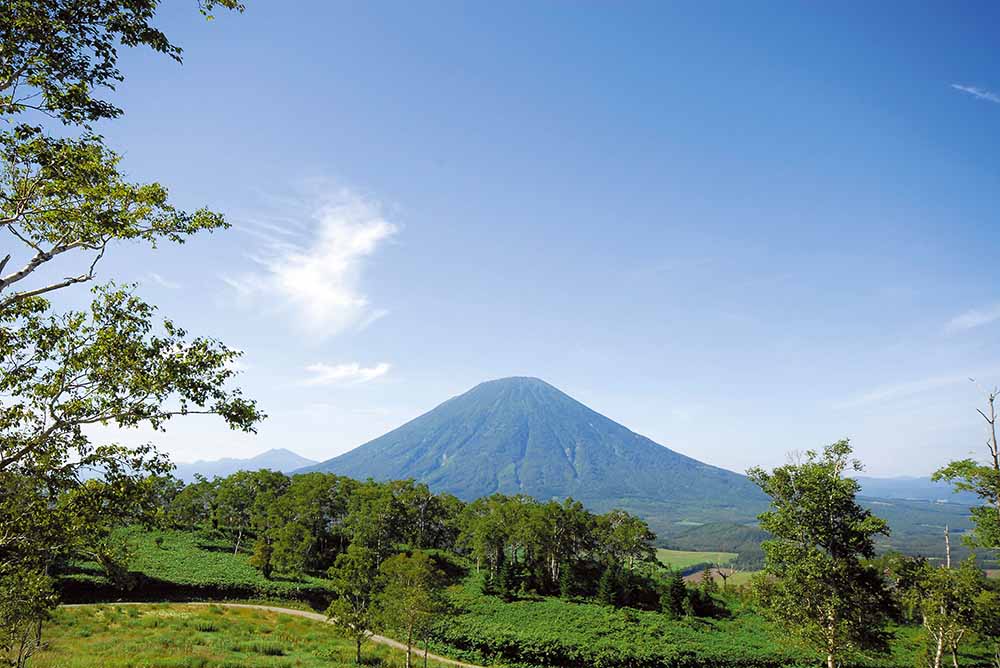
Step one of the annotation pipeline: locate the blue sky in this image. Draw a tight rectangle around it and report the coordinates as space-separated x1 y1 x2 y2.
65 1 1000 475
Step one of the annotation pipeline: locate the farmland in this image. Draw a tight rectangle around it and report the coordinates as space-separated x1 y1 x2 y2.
655 548 738 571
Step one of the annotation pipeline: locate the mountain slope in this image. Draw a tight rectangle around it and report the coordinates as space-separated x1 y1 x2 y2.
174 448 317 482
304 377 765 519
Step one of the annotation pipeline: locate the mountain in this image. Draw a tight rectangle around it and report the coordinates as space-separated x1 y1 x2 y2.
173 448 317 482
302 377 979 561
302 377 767 531
856 476 979 504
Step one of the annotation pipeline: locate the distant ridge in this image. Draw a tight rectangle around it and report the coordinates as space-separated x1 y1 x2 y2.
173 448 317 482
300 377 766 524
856 475 979 504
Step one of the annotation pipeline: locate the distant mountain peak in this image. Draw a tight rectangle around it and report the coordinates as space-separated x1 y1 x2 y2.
301 377 764 522
173 448 317 482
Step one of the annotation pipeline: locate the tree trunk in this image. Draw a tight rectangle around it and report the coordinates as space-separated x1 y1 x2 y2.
828 653 836 668
423 637 429 668
934 632 945 668
355 636 362 664
234 528 242 554
406 627 413 668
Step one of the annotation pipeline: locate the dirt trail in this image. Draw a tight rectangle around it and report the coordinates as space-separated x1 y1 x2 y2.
64 601 486 668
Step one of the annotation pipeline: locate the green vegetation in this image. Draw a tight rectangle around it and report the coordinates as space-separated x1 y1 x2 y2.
749 441 896 668
933 388 1000 552
32 604 457 668
60 527 333 605
656 548 737 571
429 577 994 668
1 2 262 666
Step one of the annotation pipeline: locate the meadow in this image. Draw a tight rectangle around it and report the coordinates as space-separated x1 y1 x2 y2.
32 604 458 668
53 527 999 668
429 577 995 668
59 527 335 607
655 548 738 571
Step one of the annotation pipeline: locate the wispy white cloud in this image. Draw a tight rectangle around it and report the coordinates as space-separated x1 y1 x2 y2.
302 362 391 386
946 304 1000 333
224 190 398 336
147 272 181 290
356 308 390 332
834 374 969 409
951 84 1000 105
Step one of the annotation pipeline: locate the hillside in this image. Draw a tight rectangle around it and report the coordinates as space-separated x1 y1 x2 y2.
304 377 766 525
173 448 317 482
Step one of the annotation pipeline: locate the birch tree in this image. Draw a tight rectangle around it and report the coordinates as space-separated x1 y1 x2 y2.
748 441 894 668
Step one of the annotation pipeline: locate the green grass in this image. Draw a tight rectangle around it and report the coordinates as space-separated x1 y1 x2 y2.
656 548 737 570
59 527 334 605
431 578 996 668
32 604 455 668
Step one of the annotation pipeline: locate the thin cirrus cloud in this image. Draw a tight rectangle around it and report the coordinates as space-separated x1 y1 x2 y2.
223 191 398 336
834 374 970 410
945 303 1000 333
147 272 182 289
951 84 1000 105
302 362 391 386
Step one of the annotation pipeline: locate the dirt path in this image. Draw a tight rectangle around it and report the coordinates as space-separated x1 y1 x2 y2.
64 601 486 668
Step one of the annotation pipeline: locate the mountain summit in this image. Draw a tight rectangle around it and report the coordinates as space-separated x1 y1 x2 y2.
303 377 764 523
173 448 317 482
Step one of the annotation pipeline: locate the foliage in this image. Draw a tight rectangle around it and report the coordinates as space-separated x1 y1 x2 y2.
327 544 381 664
933 387 1000 552
0 0 258 659
430 575 996 668
58 527 334 605
378 551 448 668
894 556 993 668
748 440 895 668
0 566 56 668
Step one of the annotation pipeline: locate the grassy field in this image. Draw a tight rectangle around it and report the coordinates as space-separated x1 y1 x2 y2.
682 567 757 588
51 528 997 668
33 604 454 668
59 527 334 606
655 548 738 570
431 577 995 668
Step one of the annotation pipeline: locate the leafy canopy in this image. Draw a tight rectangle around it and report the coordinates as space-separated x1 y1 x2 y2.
748 440 895 668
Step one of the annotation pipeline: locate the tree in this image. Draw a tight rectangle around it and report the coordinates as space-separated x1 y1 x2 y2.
971 587 1000 668
748 441 895 668
0 566 56 668
248 538 273 580
558 560 576 599
933 385 1000 552
899 557 988 668
457 495 512 577
597 565 620 606
327 544 381 665
1 1 257 652
659 567 687 618
377 552 447 668
344 480 407 564
268 473 356 574
214 470 287 554
699 565 719 595
595 509 656 569
168 475 221 531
